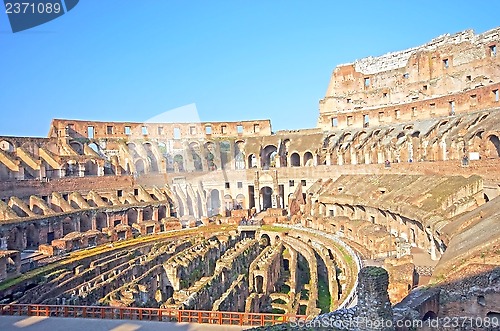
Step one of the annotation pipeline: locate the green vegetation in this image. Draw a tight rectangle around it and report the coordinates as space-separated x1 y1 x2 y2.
261 225 288 232
317 277 331 313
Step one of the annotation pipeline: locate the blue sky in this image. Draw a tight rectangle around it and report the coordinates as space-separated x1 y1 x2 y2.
1 1 499 137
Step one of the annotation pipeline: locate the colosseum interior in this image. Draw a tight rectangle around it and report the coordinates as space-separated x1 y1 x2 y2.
1 27 500 330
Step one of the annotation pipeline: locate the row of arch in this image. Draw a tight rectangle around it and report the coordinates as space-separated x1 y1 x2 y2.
1 205 169 251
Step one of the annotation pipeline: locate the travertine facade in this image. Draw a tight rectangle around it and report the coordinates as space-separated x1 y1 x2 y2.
318 28 500 130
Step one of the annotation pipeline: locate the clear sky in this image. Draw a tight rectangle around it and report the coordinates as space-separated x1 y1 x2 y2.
1 1 499 137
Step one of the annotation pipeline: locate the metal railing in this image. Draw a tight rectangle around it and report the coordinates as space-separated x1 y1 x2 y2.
0 304 306 327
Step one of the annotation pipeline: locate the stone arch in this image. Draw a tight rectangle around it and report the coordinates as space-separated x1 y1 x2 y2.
62 216 75 236
260 234 271 247
290 152 300 167
26 223 39 248
283 258 290 271
261 145 277 169
224 194 233 216
220 141 231 169
64 160 78 177
158 205 167 220
189 142 203 171
248 154 257 168
0 139 15 153
7 227 23 250
485 134 500 158
235 194 245 209
173 154 185 172
80 213 92 232
143 206 153 221
135 159 146 175
422 311 438 321
95 212 107 231
208 189 221 216
255 275 264 293
69 141 84 155
127 208 138 226
303 151 314 166
260 186 273 210
143 143 159 173
487 311 500 319
235 141 246 170
84 159 99 176
204 142 217 171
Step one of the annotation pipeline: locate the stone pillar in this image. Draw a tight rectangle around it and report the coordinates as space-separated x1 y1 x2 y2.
0 236 7 250
97 164 104 176
219 190 225 216
355 267 395 331
152 207 159 221
16 167 25 180
78 163 85 177
429 235 438 261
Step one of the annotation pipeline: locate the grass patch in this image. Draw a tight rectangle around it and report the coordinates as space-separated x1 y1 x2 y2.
317 277 331 313
261 225 288 232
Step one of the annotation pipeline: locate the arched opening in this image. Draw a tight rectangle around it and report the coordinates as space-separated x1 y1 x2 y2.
11 204 28 218
235 141 246 170
143 206 153 221
224 194 233 216
95 212 107 231
26 224 39 248
261 145 277 169
220 141 231 169
422 311 438 321
260 186 273 210
248 154 257 168
208 189 221 217
32 204 44 216
62 217 74 236
486 135 500 157
165 286 174 300
260 234 271 247
173 155 184 172
127 209 138 226
135 159 145 175
204 142 217 171
7 227 23 250
80 213 92 232
127 143 138 158
255 275 264 294
283 258 290 271
84 160 99 176
303 152 313 166
484 193 490 202
189 142 203 171
69 141 84 155
290 153 300 167
487 311 500 319
158 205 167 220
235 194 245 209
64 161 78 177
0 140 15 153
143 143 159 173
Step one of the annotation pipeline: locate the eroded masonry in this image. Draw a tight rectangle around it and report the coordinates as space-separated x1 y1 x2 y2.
1 27 500 329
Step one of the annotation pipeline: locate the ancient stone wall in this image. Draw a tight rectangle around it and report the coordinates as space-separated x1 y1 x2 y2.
318 28 500 130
